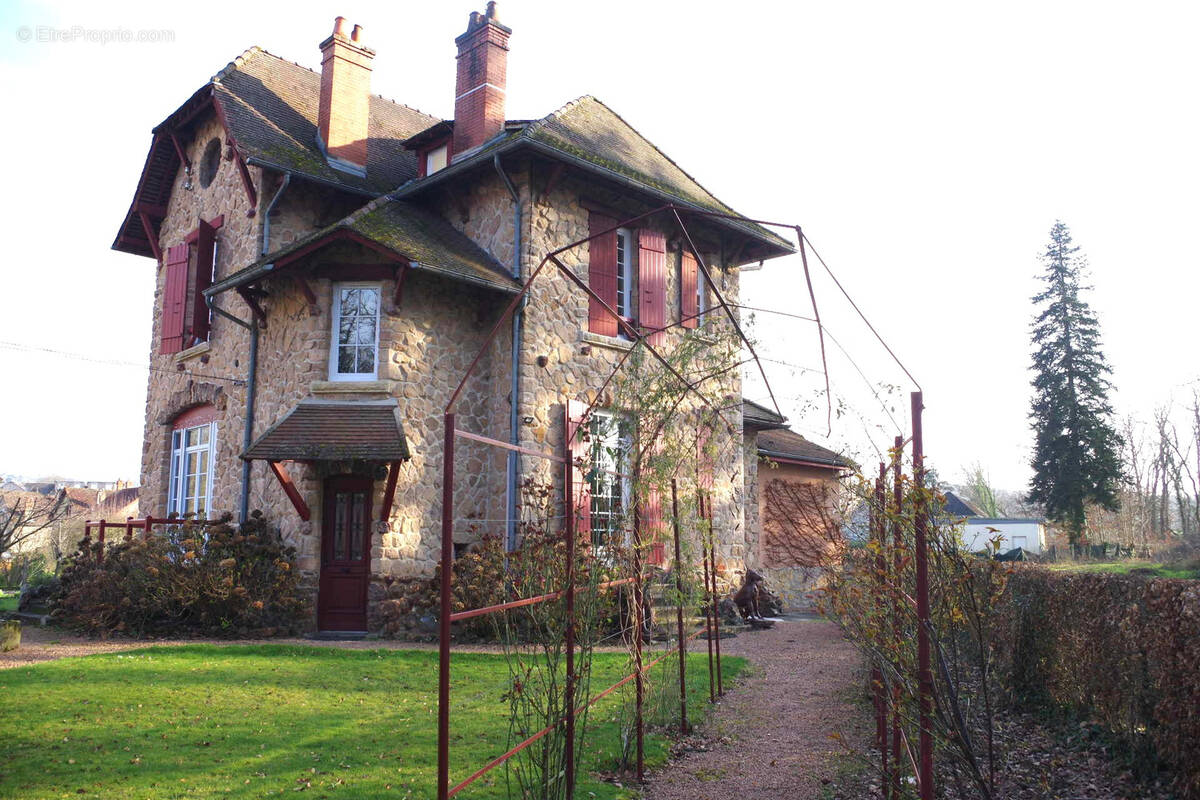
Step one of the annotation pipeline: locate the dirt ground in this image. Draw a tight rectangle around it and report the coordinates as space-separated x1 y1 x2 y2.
644 614 868 800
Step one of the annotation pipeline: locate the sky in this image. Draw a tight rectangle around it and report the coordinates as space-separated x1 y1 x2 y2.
0 0 1197 490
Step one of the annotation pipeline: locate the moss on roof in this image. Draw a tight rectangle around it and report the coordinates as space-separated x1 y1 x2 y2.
208 195 517 296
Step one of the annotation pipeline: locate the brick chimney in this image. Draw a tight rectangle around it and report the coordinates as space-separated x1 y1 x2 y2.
453 2 511 156
318 17 374 174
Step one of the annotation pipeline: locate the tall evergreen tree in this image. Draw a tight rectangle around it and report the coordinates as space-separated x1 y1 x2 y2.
1028 221 1124 542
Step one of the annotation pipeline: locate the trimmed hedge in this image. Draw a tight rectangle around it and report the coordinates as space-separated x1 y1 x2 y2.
995 568 1200 798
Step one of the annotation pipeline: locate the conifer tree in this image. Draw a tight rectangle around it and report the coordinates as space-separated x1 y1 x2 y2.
1028 221 1123 542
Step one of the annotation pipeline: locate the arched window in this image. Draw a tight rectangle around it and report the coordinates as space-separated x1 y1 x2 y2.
167 405 218 518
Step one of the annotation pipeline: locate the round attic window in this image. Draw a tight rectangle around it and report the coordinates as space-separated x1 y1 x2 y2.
198 138 221 188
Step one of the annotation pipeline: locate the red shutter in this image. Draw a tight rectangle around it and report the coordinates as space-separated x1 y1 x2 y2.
160 243 189 355
565 400 592 539
638 230 667 344
680 250 699 329
190 219 216 345
587 213 619 336
643 487 665 565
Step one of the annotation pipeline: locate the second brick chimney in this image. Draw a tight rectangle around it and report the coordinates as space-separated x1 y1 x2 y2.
453 2 511 156
318 17 374 174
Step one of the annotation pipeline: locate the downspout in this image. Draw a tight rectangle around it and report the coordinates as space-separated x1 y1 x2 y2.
207 299 257 523
495 154 522 551
209 171 287 522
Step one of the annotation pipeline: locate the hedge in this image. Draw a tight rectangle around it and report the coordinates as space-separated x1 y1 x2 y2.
995 568 1200 798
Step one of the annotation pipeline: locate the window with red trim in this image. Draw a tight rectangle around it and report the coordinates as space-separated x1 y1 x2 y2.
167 405 218 518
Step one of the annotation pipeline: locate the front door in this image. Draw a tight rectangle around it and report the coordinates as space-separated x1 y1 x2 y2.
318 475 372 631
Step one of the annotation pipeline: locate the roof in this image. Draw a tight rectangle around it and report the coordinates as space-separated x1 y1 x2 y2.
742 398 788 431
397 98 795 262
757 428 851 470
242 399 411 462
61 488 100 508
206 196 518 297
942 491 984 518
115 48 440 257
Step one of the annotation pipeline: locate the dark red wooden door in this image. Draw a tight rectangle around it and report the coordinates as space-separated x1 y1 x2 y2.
318 475 373 631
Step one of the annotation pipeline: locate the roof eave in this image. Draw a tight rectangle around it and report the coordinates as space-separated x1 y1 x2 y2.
394 136 794 262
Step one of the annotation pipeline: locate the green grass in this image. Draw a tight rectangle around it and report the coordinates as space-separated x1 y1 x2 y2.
0 592 17 612
0 644 744 799
1047 560 1200 579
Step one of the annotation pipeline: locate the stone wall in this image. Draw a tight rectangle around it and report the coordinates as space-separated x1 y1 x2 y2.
141 120 755 631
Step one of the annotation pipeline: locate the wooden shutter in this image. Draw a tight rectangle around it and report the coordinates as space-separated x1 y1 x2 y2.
680 250 699 329
189 219 217 344
565 400 592 539
160 243 190 355
642 487 665 565
638 230 667 344
587 213 619 336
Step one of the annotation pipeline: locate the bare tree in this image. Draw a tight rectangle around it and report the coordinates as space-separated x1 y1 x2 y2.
0 491 72 562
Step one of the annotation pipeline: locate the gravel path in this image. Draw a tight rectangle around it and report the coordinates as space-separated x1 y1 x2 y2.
645 615 867 800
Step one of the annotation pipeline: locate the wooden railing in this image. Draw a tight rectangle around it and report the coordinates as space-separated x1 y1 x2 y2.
80 517 219 562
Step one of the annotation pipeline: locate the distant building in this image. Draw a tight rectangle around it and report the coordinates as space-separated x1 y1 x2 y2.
942 490 1047 554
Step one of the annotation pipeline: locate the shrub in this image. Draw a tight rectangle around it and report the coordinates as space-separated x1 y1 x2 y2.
994 568 1200 798
51 512 308 637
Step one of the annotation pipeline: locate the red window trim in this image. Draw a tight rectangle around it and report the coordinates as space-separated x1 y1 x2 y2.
173 404 217 429
416 138 453 178
183 215 224 244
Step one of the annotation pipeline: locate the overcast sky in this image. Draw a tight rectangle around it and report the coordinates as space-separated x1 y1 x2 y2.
1 0 1197 490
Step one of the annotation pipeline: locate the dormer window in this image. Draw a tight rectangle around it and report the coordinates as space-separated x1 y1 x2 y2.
425 143 449 175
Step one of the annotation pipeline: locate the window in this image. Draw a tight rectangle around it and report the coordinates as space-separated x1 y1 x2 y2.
615 228 634 322
198 138 221 189
161 219 218 355
425 143 449 175
696 268 708 326
1012 535 1027 551
588 410 632 547
329 283 381 380
167 407 217 518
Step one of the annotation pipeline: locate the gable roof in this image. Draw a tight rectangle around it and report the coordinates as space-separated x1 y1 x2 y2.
757 428 851 470
114 48 440 258
396 97 795 262
206 195 518 297
942 491 984 518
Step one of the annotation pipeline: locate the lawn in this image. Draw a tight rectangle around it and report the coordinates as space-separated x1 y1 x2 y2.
1047 560 1200 579
0 591 17 613
0 643 743 799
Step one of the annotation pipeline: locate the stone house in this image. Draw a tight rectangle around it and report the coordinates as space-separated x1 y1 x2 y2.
114 5 794 632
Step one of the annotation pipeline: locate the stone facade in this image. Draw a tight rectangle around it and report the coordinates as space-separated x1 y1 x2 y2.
139 114 754 631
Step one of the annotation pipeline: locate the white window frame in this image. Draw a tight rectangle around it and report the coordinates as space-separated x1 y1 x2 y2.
167 421 217 518
696 266 708 326
615 228 634 322
588 410 632 548
328 282 382 382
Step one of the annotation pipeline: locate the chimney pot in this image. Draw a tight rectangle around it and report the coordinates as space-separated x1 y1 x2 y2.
332 16 347 38
351 24 364 43
486 1 498 20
